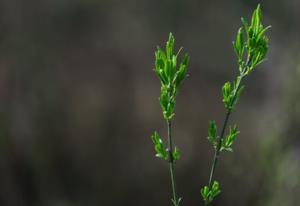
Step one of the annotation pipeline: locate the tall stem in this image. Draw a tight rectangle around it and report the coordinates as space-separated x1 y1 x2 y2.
205 74 244 206
167 120 178 206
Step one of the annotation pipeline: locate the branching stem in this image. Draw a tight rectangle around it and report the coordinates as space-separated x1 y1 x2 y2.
205 72 245 206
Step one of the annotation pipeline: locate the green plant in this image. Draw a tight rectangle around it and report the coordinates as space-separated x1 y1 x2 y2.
201 4 270 205
151 33 189 206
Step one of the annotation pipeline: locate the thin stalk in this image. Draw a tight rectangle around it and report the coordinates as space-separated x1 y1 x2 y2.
205 73 245 206
207 110 231 189
167 120 178 206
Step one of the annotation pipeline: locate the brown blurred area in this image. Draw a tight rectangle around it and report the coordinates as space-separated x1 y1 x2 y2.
0 0 300 206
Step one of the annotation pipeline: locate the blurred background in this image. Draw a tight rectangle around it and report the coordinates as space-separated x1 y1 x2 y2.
0 0 300 206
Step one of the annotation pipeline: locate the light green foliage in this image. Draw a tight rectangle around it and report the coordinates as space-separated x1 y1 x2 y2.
151 33 189 206
208 122 240 152
223 4 270 112
201 181 221 204
222 82 232 109
154 33 189 121
222 80 245 111
151 132 168 160
150 5 270 206
233 4 270 75
223 5 270 111
221 125 240 152
151 131 181 162
202 4 270 205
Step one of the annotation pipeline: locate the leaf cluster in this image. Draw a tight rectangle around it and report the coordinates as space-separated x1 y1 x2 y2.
233 4 270 75
151 131 180 162
222 79 245 111
223 5 270 111
207 121 240 152
201 181 221 204
154 33 189 121
220 125 239 152
151 132 168 160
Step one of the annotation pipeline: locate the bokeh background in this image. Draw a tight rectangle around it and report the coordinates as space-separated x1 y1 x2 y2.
0 0 300 206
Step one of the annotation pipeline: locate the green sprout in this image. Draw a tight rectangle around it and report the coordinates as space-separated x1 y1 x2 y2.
201 181 221 205
151 33 189 206
201 4 270 205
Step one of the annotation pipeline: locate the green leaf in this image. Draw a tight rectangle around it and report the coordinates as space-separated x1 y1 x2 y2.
210 181 221 200
159 87 168 112
236 4 270 76
201 186 210 203
233 27 244 60
162 91 176 121
166 33 175 60
165 59 173 81
222 82 232 109
257 26 271 43
221 125 240 152
174 54 189 88
251 4 262 34
154 68 168 85
201 181 221 204
151 132 168 160
172 55 177 68
155 48 169 85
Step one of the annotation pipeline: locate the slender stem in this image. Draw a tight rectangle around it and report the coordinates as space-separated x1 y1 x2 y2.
207 110 231 189
167 120 178 206
205 73 245 206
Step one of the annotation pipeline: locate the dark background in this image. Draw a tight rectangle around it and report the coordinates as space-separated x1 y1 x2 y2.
0 0 300 206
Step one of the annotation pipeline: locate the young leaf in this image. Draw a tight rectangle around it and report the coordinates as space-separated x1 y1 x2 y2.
159 87 168 113
251 4 262 34
166 33 175 59
221 125 240 152
210 181 221 201
201 181 221 204
234 4 270 76
222 82 232 109
172 55 177 69
201 186 210 203
174 54 189 88
151 132 168 160
233 27 244 60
